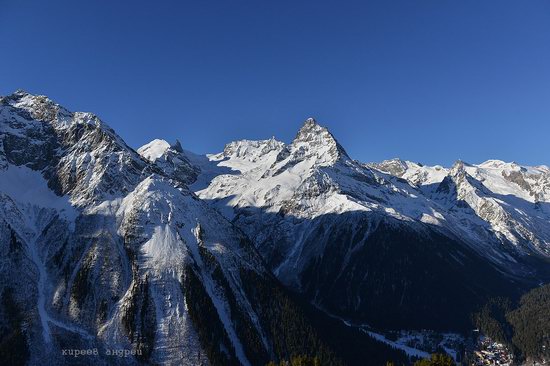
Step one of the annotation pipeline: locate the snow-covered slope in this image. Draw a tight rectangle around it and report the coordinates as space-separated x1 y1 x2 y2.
138 138 198 185
185 118 550 331
369 158 448 186
369 158 550 257
0 92 353 366
195 118 422 220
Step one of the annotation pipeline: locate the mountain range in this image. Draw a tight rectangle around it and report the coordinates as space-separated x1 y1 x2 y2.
0 90 548 365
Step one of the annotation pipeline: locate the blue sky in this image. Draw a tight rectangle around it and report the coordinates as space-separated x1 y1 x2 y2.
1 0 549 166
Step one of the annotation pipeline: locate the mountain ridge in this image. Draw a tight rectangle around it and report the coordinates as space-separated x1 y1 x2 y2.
2 91 409 366
163 116 550 332
1 90 548 365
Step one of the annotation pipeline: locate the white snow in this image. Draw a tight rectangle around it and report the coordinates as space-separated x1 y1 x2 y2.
0 165 77 222
7 215 91 345
137 139 171 162
27 236 54 343
366 330 431 359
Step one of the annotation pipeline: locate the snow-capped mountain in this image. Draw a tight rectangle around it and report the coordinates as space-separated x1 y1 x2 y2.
2 92 382 366
370 158 550 256
2 90 548 365
137 138 198 185
182 118 550 331
368 159 448 186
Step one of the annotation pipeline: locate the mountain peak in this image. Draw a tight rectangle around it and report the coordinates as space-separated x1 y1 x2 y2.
449 159 467 177
138 139 171 162
3 89 53 105
295 117 322 137
2 89 79 128
171 139 184 153
304 117 318 127
12 89 32 97
371 158 410 177
292 118 349 162
478 159 507 169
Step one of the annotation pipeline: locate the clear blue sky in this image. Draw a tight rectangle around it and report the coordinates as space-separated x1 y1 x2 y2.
1 0 549 166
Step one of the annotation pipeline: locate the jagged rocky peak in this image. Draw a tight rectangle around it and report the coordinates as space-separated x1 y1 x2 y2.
171 138 184 153
221 137 285 161
0 90 155 205
2 89 48 104
366 158 449 187
449 159 468 177
2 89 112 133
290 117 349 164
138 138 198 185
1 89 72 124
435 160 469 195
294 117 338 145
372 158 411 177
444 160 484 194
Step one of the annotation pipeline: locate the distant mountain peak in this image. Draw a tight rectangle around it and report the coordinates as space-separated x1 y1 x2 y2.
3 89 58 117
3 89 56 108
1 90 102 131
478 159 507 168
370 158 412 177
294 117 325 140
138 138 198 185
291 118 349 163
219 138 284 160
11 89 32 97
138 139 171 162
304 117 318 126
450 159 467 175
171 139 184 153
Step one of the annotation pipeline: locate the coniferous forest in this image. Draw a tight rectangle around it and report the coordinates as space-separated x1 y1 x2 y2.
474 284 550 362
